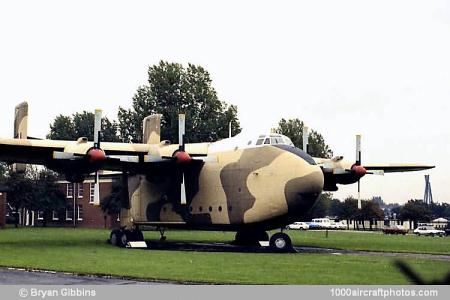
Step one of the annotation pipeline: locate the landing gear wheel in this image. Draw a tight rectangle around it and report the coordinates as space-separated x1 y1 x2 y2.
110 229 124 247
119 230 129 247
270 232 292 253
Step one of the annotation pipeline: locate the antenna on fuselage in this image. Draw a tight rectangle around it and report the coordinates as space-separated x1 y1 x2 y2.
302 126 309 154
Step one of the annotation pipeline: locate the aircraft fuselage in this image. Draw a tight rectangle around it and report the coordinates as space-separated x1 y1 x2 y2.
123 144 324 231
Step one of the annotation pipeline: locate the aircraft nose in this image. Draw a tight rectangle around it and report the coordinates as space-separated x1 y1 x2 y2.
284 163 324 217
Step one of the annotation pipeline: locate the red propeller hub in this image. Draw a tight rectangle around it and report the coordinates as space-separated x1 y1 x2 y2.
352 165 367 178
87 148 106 163
174 151 192 164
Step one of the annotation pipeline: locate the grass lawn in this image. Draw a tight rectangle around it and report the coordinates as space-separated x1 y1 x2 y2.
289 230 450 255
0 228 449 284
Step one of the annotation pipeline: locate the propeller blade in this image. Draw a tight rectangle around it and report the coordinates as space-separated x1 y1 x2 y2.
355 134 361 165
180 173 187 205
357 179 362 209
178 113 185 151
302 125 309 154
53 151 82 160
93 171 100 206
94 109 102 148
367 170 385 176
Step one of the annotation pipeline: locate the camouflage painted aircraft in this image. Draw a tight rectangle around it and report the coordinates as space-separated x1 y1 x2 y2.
0 102 434 252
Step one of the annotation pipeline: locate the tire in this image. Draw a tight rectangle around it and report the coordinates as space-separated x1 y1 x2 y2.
109 229 121 247
110 229 128 247
269 232 292 253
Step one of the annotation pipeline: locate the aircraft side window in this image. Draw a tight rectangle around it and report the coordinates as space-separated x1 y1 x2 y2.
276 137 284 144
270 137 277 144
264 138 270 144
256 139 264 145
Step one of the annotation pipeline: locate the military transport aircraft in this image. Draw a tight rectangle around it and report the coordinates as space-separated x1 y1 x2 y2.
0 102 434 252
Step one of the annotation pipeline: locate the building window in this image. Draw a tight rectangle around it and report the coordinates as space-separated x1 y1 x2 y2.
52 211 59 220
77 205 83 221
67 184 74 198
90 183 95 204
78 184 84 198
66 206 74 221
37 211 44 220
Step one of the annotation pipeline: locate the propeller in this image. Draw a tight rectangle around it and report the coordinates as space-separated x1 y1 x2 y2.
92 109 103 206
176 114 190 205
302 125 309 154
355 134 363 209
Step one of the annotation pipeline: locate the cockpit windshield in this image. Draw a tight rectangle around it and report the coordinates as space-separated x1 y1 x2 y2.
209 132 295 153
254 134 294 147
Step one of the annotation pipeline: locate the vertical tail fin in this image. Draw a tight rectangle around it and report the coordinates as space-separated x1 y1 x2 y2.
142 114 162 144
13 102 28 173
14 102 28 139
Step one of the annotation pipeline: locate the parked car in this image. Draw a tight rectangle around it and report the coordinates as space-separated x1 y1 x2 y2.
382 225 408 235
330 220 347 230
286 222 309 230
413 226 445 237
310 218 332 229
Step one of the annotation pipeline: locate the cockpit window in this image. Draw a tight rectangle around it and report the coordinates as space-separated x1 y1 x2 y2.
251 134 295 147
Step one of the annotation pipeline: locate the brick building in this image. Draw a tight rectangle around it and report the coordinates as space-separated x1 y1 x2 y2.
37 174 120 229
1 173 121 229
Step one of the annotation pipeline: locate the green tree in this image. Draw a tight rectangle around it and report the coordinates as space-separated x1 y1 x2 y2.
306 193 333 219
399 199 432 227
339 197 359 229
0 162 7 182
48 112 120 142
4 172 35 227
101 180 125 216
276 118 333 158
329 198 345 218
357 200 384 230
30 169 66 227
118 61 241 143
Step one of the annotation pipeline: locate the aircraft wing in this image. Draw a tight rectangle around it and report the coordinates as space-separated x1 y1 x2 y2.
0 138 69 165
363 163 435 173
0 138 209 173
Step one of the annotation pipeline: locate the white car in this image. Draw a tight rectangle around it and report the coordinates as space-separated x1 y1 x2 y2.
331 220 347 230
413 226 445 237
286 222 309 230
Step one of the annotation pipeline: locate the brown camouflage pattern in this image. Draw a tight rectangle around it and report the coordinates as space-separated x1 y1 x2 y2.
0 104 434 232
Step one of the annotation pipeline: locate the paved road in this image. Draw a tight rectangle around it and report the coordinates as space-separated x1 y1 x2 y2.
0 268 166 285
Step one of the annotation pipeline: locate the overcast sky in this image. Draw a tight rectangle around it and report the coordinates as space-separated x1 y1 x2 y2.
0 0 448 204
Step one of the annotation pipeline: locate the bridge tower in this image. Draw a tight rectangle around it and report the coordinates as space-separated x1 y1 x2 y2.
423 174 433 204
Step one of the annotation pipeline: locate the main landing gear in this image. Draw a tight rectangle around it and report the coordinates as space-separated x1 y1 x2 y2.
269 232 292 253
109 228 144 247
233 229 293 253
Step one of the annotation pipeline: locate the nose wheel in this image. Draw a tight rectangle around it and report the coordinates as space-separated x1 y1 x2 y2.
269 232 292 252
